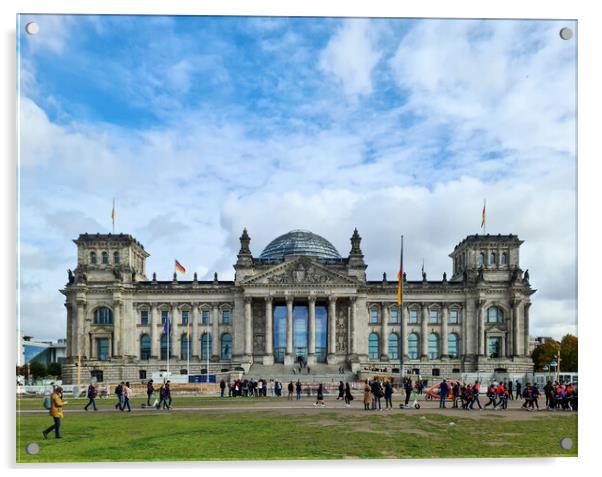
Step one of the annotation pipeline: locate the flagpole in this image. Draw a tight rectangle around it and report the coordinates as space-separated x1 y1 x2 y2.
167 319 170 377
112 198 115 234
187 333 190 379
399 235 405 382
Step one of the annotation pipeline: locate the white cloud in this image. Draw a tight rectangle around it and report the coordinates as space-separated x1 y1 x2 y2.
319 19 382 98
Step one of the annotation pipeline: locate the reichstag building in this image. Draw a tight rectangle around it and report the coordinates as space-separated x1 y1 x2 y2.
61 229 535 383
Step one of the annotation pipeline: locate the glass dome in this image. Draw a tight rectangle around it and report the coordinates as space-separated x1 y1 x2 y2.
259 230 341 261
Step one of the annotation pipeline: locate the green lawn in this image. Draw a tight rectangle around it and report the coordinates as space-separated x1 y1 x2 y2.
16 399 577 462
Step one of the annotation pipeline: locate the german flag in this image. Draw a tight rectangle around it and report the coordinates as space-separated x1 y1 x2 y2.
175 260 186 274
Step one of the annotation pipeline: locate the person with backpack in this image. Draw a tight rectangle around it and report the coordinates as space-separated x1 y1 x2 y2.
121 382 132 412
42 386 65 439
515 381 522 400
344 382 354 407
470 380 482 410
84 383 98 411
114 382 124 410
484 383 497 409
146 380 154 406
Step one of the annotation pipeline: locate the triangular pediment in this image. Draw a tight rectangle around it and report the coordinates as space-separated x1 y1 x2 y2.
241 257 359 286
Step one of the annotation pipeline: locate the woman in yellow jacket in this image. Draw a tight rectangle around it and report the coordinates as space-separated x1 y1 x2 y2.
43 386 65 439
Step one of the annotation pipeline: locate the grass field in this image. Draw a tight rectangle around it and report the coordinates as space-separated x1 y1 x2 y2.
16 397 577 462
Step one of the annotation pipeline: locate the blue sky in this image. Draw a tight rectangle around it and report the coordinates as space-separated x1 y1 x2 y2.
17 15 577 340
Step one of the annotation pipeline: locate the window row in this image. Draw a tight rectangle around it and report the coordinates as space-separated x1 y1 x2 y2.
367 332 461 360
91 307 232 326
406 308 460 325
90 251 120 265
138 333 232 361
478 251 509 266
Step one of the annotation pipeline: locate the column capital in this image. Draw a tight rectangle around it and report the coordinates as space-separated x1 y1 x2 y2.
244 296 253 305
264 295 273 303
308 295 317 304
328 295 337 304
285 296 294 305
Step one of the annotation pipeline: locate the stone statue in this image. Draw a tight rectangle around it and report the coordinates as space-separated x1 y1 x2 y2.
478 266 484 281
422 271 427 282
382 272 387 283
193 272 198 283
131 270 136 282
67 269 74 284
462 270 468 282
213 272 218 283
152 272 157 282
402 272 407 281
524 269 530 282
442 272 447 282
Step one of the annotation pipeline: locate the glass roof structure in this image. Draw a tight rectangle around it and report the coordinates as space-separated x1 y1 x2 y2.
259 230 341 261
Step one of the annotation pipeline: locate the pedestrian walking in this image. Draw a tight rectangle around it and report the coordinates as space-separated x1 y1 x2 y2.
337 381 345 400
288 381 294 400
296 380 302 400
515 381 522 400
344 382 354 407
146 380 154 406
84 383 98 411
313 383 325 407
470 380 483 410
484 384 497 409
439 379 449 409
121 381 132 412
114 382 124 410
220 379 226 398
42 386 65 439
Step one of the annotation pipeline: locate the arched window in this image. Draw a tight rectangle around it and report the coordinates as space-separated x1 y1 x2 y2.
408 333 419 360
113 251 120 264
479 253 485 266
501 252 508 265
102 251 109 264
448 333 459 359
93 307 113 325
487 306 503 323
160 334 169 360
368 332 379 360
428 333 440 359
90 251 97 264
140 334 151 360
389 306 399 324
369 307 379 324
388 333 399 359
181 334 192 360
490 252 496 265
221 333 232 360
201 333 212 360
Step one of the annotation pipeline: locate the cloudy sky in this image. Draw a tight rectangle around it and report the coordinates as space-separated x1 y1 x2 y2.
17 15 576 341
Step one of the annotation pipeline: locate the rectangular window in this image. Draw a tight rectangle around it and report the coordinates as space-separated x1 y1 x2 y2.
369 308 379 324
140 310 149 325
202 310 210 325
182 310 189 326
161 310 169 325
429 310 439 324
97 338 109 361
409 310 418 324
139 370 146 380
90 370 103 382
432 368 440 377
389 307 399 324
222 310 231 325
487 337 502 358
449 309 459 324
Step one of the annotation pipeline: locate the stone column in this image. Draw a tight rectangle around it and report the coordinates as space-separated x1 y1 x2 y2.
244 297 253 359
76 300 86 358
65 304 72 358
441 304 449 359
285 297 294 365
327 296 337 363
171 304 180 359
461 305 467 356
350 297 357 355
401 304 408 360
381 303 389 360
112 301 121 357
512 300 520 357
264 296 274 365
478 301 486 356
523 303 531 357
211 304 220 360
150 304 159 359
308 296 316 365
191 303 199 359
420 304 428 359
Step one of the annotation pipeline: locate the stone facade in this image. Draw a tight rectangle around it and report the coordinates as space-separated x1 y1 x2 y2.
61 230 535 384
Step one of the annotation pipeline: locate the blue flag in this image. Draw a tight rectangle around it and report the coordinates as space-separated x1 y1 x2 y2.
163 318 171 335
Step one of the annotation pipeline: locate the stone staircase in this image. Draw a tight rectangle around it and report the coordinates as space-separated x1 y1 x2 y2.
245 363 357 383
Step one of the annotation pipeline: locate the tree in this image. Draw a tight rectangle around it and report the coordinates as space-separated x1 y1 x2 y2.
531 338 560 371
28 362 47 379
560 334 578 372
47 362 62 377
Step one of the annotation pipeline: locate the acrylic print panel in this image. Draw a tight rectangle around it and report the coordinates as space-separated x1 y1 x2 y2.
16 15 577 462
